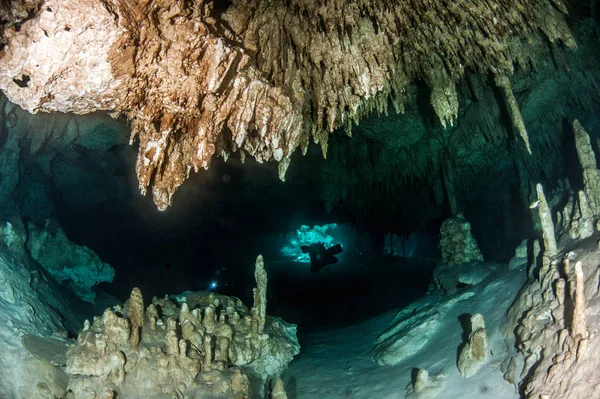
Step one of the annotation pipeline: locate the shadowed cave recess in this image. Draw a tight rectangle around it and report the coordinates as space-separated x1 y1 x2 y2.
2 0 600 398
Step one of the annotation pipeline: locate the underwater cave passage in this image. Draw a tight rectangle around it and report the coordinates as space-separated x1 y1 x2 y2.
1 1 600 397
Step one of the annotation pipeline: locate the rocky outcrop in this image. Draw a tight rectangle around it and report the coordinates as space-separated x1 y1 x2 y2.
508 239 528 270
66 255 300 398
26 220 115 303
0 220 82 399
371 290 474 365
0 0 575 209
503 139 600 397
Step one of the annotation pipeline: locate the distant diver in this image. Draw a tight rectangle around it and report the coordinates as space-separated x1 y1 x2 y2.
301 242 343 272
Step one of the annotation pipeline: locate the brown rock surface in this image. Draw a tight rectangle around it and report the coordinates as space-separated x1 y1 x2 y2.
0 0 576 209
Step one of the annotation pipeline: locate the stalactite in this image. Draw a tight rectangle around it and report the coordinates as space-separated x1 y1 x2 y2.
495 75 532 155
0 0 575 209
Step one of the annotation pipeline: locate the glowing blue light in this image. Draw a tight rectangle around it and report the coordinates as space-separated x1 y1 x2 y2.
210 281 217 289
280 223 342 263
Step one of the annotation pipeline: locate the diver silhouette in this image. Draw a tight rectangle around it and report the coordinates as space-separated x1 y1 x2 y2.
301 242 343 272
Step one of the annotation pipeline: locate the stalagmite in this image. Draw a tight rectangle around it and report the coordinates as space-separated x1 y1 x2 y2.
571 261 588 339
203 335 213 368
576 190 594 238
271 377 288 399
178 339 187 357
529 239 541 280
127 287 144 347
165 325 179 356
535 183 557 258
251 255 267 336
457 314 489 378
147 304 158 331
573 120 600 216
109 351 126 385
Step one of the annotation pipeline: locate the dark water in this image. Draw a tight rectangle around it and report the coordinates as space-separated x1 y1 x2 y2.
267 255 435 329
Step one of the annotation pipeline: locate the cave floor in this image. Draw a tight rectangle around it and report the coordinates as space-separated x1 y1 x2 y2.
281 262 526 399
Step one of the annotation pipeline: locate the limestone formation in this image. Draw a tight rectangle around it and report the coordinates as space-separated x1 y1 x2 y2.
457 314 489 378
65 257 299 398
271 377 288 399
0 219 26 253
127 287 144 347
561 190 595 240
25 220 115 303
529 239 541 280
439 213 483 268
574 120 600 216
405 368 445 399
0 0 575 209
251 254 267 336
571 261 588 339
503 250 600 398
559 121 600 240
535 184 558 258
0 225 83 399
431 260 496 294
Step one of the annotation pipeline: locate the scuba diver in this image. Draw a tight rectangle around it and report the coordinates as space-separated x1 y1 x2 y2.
301 242 343 272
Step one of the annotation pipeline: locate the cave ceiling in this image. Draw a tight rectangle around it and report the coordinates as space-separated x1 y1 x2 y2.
1 0 600 247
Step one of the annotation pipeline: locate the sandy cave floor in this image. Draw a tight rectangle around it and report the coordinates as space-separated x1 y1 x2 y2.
280 261 527 399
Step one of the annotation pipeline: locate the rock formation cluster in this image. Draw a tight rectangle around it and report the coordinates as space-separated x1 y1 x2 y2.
0 0 576 209
503 245 600 398
501 121 600 398
66 255 299 399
